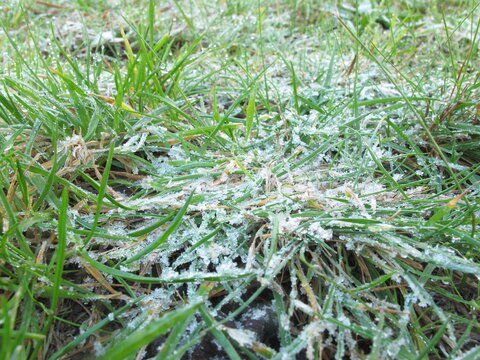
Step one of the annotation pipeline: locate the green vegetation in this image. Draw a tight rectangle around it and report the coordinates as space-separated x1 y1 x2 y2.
0 0 479 359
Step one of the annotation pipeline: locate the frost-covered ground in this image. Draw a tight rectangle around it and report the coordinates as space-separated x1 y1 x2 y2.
1 0 479 359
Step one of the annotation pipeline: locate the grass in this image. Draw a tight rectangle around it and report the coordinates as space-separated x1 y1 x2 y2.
0 0 479 359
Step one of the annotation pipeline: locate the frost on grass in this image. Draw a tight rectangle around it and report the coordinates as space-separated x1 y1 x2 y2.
10 1 475 358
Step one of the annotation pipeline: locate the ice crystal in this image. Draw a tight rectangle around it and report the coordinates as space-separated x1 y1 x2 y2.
280 313 290 331
142 288 175 312
93 341 105 356
115 133 148 154
168 145 189 161
277 213 302 234
222 326 257 347
307 222 333 240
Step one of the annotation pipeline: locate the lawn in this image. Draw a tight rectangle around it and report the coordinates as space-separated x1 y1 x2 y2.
0 0 479 359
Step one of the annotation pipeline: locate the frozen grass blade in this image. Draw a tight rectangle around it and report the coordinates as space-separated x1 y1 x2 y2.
51 187 69 315
155 282 214 359
99 283 213 360
83 141 116 247
337 15 468 193
415 320 448 360
101 303 202 360
0 180 32 257
199 306 242 360
50 298 143 360
122 190 194 264
34 187 69 358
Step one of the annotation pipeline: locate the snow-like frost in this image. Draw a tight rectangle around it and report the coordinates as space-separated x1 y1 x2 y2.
307 222 333 240
93 341 105 356
222 326 257 347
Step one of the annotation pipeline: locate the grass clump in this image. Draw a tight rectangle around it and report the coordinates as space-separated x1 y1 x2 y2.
0 0 479 359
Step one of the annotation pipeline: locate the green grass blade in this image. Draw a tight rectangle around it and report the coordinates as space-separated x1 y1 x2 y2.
122 190 194 264
245 84 256 141
99 302 202 360
83 140 116 247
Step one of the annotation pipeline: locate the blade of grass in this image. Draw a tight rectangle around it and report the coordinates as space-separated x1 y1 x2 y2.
99 303 202 360
245 84 256 141
83 140 116 247
155 282 214 359
122 190 194 264
31 187 69 358
50 297 143 360
199 305 242 360
337 16 467 195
